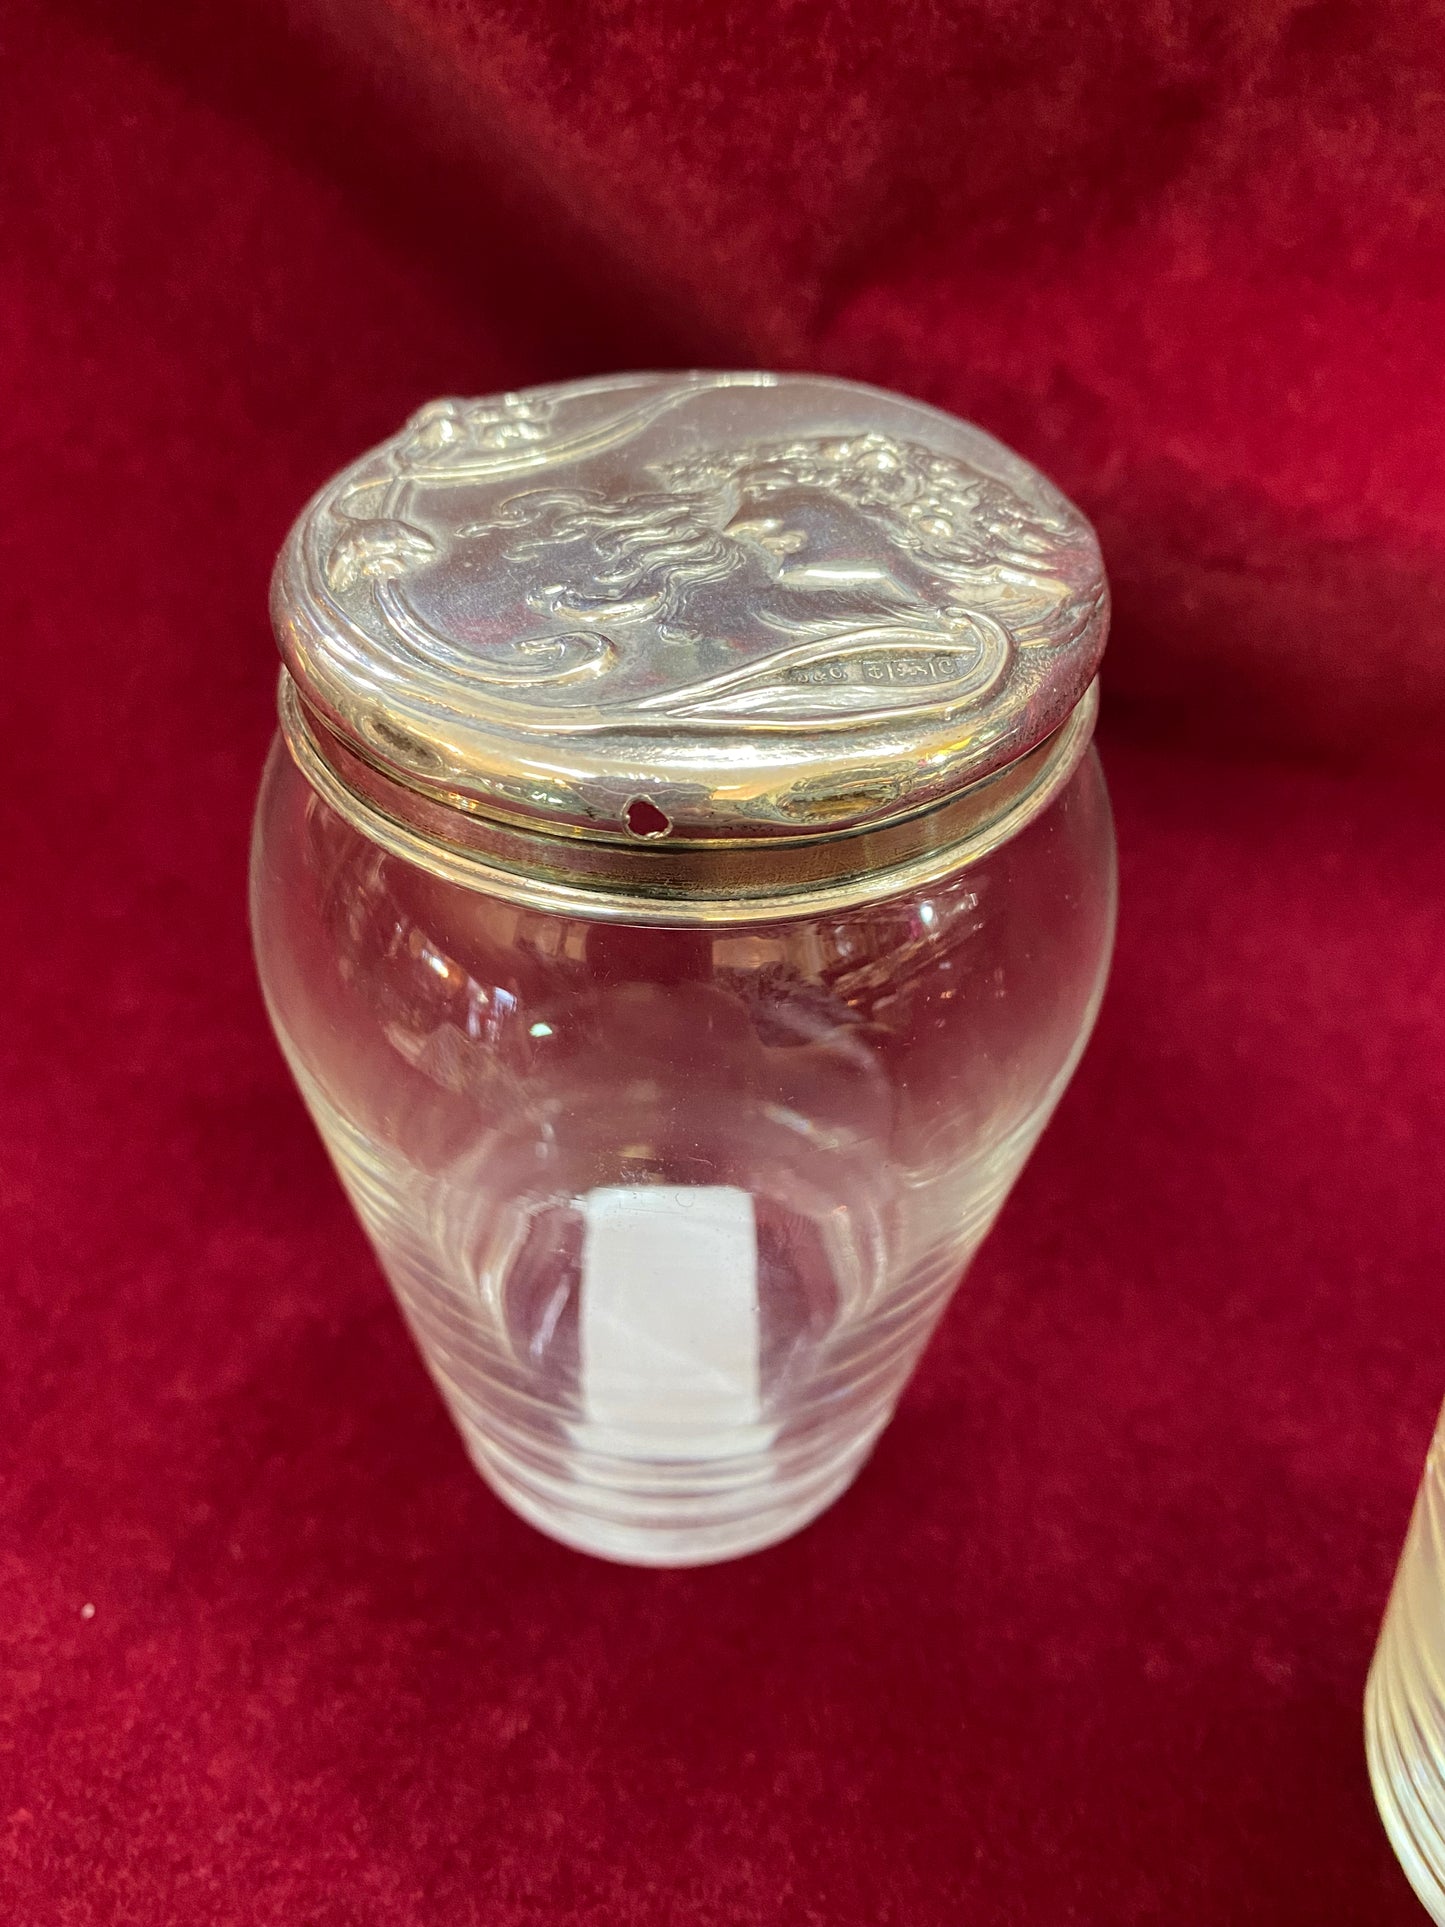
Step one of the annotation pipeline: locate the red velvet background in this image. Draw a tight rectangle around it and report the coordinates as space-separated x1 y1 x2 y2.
4 2 1445 1920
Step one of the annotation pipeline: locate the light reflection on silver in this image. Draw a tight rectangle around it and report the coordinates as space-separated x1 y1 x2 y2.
273 372 1108 869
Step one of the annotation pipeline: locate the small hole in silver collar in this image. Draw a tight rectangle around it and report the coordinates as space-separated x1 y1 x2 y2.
624 796 671 839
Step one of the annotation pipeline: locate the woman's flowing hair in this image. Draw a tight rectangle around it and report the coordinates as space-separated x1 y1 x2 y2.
485 482 751 642
475 431 1074 646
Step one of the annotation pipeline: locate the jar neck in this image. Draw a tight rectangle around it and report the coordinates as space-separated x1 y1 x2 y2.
278 672 1098 928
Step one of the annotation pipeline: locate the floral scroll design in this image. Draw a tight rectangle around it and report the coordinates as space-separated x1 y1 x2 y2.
395 393 559 469
322 390 618 688
325 518 437 593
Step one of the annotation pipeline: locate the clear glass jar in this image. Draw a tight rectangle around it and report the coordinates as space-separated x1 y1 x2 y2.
1367 1409 1445 1918
255 372 1117 1563
251 737 1113 1563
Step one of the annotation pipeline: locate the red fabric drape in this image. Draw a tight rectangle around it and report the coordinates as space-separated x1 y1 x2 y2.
4 3 1443 1920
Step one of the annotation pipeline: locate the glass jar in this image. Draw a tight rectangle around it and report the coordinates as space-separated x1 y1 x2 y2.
252 372 1117 1565
1367 1409 1445 1918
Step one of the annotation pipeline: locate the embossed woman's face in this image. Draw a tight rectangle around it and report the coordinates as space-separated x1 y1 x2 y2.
383 435 1004 719
453 465 948 666
720 480 935 619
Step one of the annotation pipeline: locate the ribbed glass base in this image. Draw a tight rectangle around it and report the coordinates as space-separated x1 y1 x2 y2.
463 1425 877 1566
1367 1623 1445 1922
1365 1435 1445 1925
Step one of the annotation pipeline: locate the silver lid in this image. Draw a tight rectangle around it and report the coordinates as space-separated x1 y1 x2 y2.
272 372 1107 866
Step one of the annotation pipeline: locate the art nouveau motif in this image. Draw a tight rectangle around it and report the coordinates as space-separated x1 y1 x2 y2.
303 375 1102 731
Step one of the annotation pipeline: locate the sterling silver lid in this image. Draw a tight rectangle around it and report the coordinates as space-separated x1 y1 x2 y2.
272 371 1108 863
